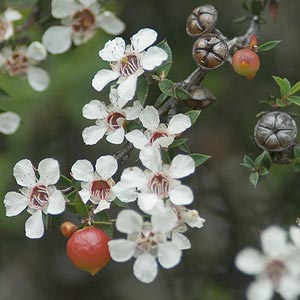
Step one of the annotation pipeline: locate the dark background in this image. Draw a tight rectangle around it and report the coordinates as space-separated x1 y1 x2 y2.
0 0 300 299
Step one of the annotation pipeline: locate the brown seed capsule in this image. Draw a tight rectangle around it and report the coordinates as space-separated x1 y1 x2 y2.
193 33 228 70
186 5 218 37
60 221 78 238
183 86 216 110
254 111 297 152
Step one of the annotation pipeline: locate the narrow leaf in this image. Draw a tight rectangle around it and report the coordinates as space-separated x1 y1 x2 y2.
158 79 176 97
178 142 191 153
190 153 211 167
290 81 300 95
242 155 255 168
176 87 192 101
185 110 201 125
74 193 89 217
137 77 149 105
156 40 172 78
169 138 189 149
154 93 168 107
288 95 300 106
258 40 281 52
272 76 290 96
249 172 259 187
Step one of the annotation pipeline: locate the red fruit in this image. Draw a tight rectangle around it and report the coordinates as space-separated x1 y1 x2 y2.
67 226 111 275
232 48 260 80
60 221 78 238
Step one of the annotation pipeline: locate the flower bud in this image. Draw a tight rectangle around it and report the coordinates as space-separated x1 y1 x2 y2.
183 86 216 110
60 221 78 238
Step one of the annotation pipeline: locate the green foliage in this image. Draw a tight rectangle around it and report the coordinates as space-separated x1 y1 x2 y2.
258 40 281 52
190 153 211 167
169 138 189 149
156 40 172 79
186 110 201 125
136 77 149 105
74 193 89 217
250 0 264 15
158 79 176 97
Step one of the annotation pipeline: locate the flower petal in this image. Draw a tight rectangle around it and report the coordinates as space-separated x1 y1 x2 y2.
139 106 159 131
168 114 192 135
0 111 20 135
139 146 162 172
27 42 47 61
109 88 128 109
172 232 191 250
141 46 168 70
290 225 300 247
116 209 143 234
97 11 125 35
78 188 91 203
169 184 193 205
38 158 60 186
13 159 36 187
106 127 125 144
125 130 148 150
108 239 136 262
4 8 22 21
138 192 161 213
133 252 158 283
82 100 107 120
235 247 266 275
169 155 195 179
79 0 97 6
246 279 273 300
27 67 49 92
278 275 300 300
125 101 143 120
119 167 148 189
4 192 28 216
51 0 80 18
93 200 111 214
95 155 118 179
157 242 181 268
47 190 65 214
25 210 44 239
71 159 94 182
42 26 72 55
151 206 177 233
117 74 139 101
82 125 107 145
131 28 157 52
92 69 119 91
99 37 125 62
112 182 138 203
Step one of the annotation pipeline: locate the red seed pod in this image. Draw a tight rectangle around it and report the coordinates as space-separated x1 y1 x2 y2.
60 221 78 238
67 226 111 275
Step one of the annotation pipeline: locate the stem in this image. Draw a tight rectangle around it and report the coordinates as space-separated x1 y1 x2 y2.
93 221 115 225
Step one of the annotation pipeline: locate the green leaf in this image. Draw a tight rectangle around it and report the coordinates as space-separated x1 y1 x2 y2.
241 155 255 168
258 40 281 52
158 79 176 97
156 40 172 78
190 153 211 167
178 142 191 153
154 93 168 107
292 161 300 173
288 95 300 106
249 172 259 187
0 87 9 97
160 148 171 164
294 146 300 158
242 1 250 11
94 211 113 237
185 110 201 125
176 87 192 101
255 152 266 167
169 138 189 149
259 167 269 176
58 175 72 188
74 193 89 217
136 77 149 105
272 76 291 96
113 197 129 208
251 0 263 15
262 150 272 169
290 81 300 95
126 120 142 132
275 97 288 107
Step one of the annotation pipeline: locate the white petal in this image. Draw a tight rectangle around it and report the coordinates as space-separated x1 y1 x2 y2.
82 125 107 145
138 192 160 213
169 184 193 205
117 74 139 101
151 206 177 233
131 28 157 52
108 239 136 262
25 210 44 239
153 136 174 149
133 253 158 283
141 46 168 70
4 192 28 216
285 248 300 276
82 100 107 120
109 88 128 109
95 155 118 179
172 232 191 250
38 158 60 186
27 42 47 61
99 37 125 62
169 155 195 179
0 111 20 135
168 114 192 135
27 67 49 92
97 11 125 35
112 182 138 203
71 159 94 182
125 101 143 120
93 200 111 213
106 127 125 144
13 159 36 187
116 209 143 234
42 26 72 55
119 167 148 189
139 106 159 131
290 226 300 247
92 69 119 91
184 210 205 228
78 189 91 203
79 0 97 6
235 247 266 275
246 279 274 300
125 130 148 150
139 146 162 172
51 0 80 18
47 190 65 214
279 275 300 300
261 226 288 257
4 8 22 21
157 242 181 268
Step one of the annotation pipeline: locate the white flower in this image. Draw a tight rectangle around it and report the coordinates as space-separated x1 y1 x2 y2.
4 158 66 239
0 8 22 43
92 28 168 100
0 111 21 135
42 0 125 54
126 106 191 150
71 155 118 213
235 226 300 300
108 208 181 283
0 41 49 92
82 89 142 145
112 147 195 213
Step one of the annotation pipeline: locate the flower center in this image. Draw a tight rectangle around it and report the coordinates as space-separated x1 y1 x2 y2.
91 180 111 202
136 231 159 252
265 260 286 285
149 131 169 144
149 173 170 198
6 51 29 76
106 112 126 130
0 20 9 42
72 9 96 33
29 185 49 210
119 54 140 77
